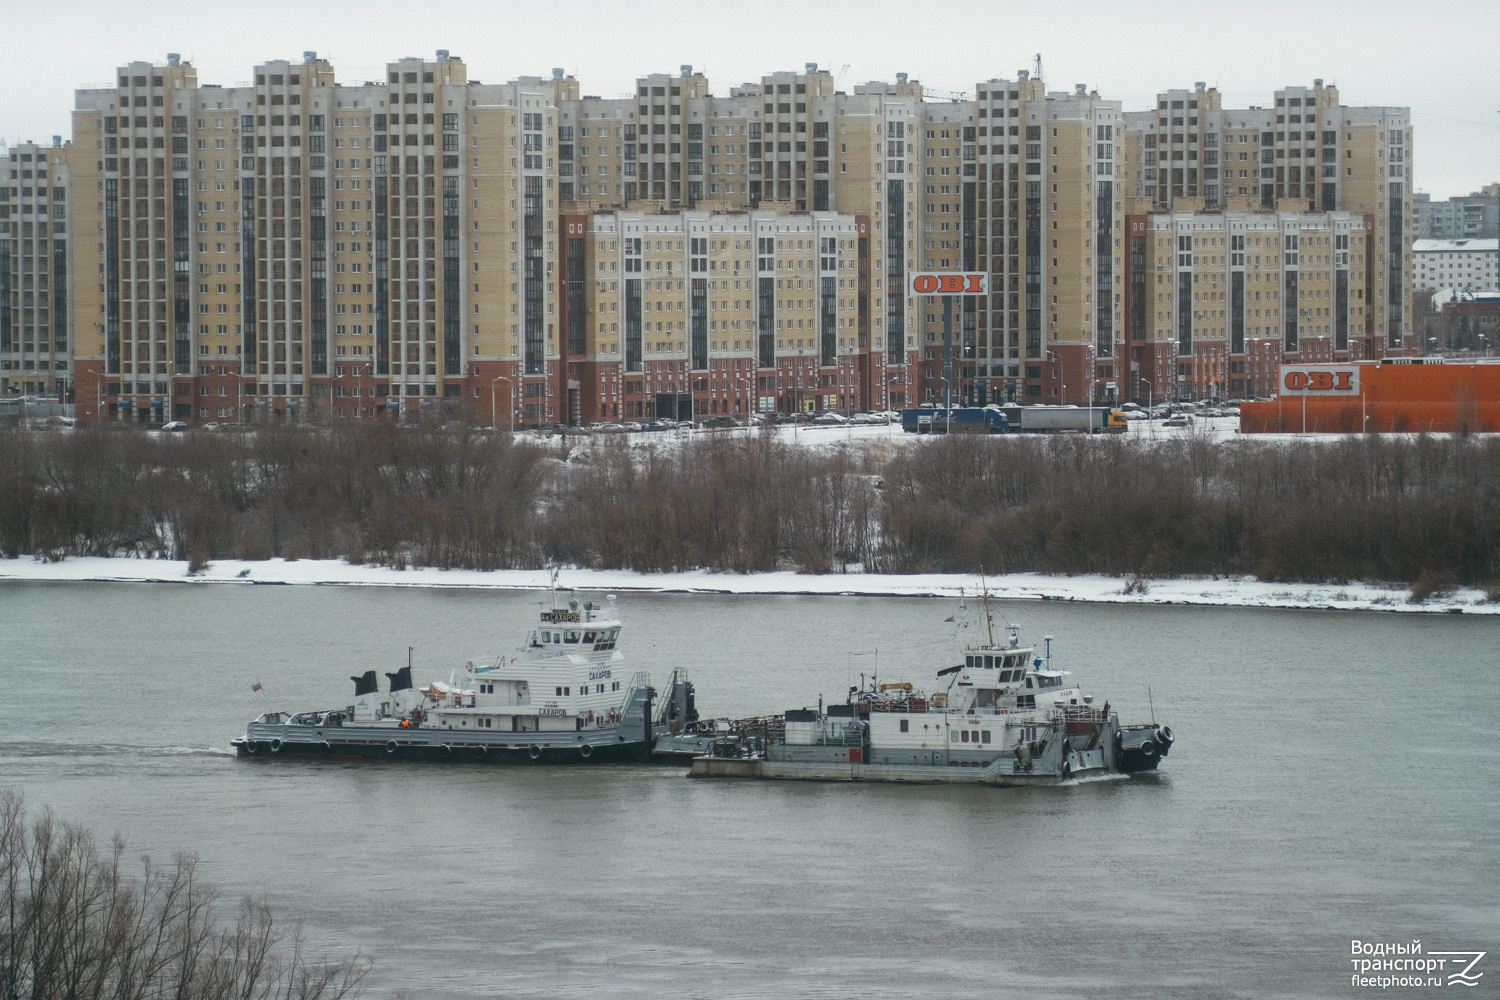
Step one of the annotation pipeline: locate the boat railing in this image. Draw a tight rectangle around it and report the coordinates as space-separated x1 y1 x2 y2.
619 670 651 721
856 702 1108 725
812 724 867 748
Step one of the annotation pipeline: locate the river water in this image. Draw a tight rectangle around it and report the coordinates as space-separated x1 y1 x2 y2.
1 581 1496 998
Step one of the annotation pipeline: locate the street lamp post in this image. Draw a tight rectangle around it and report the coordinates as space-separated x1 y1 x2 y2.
1140 378 1152 438
1086 346 1095 435
490 374 515 434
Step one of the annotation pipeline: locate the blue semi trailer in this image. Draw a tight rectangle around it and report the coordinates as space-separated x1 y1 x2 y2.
900 406 1009 434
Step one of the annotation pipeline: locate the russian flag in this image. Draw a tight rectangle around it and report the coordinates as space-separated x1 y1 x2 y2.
251 681 263 692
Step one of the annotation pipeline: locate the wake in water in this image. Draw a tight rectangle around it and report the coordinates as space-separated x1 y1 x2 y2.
1058 772 1134 786
0 741 236 759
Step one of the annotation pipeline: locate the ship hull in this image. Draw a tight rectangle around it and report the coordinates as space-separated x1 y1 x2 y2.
689 721 1173 785
688 757 1113 786
232 731 652 764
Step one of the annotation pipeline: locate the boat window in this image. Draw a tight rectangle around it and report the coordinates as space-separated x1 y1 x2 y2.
565 631 581 644
950 731 960 742
985 655 995 668
899 719 909 733
981 730 992 743
961 731 970 743
1025 677 1033 688
583 631 596 644
966 655 975 669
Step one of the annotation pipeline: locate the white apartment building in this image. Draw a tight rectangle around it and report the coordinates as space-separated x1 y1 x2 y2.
1413 238 1499 294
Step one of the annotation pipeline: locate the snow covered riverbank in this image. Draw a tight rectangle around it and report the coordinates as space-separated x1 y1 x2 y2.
0 556 1493 615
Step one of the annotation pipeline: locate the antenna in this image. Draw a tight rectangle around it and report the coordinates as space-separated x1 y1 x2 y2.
1033 53 1044 83
979 568 996 646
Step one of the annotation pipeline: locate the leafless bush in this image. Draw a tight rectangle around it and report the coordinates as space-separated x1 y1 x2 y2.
1408 568 1459 604
0 789 367 1000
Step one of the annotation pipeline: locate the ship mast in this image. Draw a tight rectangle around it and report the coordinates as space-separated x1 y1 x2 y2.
980 567 996 646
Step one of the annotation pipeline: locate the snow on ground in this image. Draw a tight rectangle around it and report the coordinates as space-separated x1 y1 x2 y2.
0 555 1492 615
540 414 1421 456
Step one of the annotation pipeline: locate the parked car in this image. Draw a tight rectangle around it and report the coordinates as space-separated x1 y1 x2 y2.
1162 414 1194 428
812 412 848 425
160 421 188 432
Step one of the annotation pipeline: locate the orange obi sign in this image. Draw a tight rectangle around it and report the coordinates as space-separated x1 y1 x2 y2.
909 272 989 296
1280 366 1359 396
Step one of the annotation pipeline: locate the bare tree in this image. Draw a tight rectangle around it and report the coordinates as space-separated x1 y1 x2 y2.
0 790 368 1000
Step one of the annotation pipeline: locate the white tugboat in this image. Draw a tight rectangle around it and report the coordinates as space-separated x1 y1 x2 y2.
690 617 1173 785
233 590 705 764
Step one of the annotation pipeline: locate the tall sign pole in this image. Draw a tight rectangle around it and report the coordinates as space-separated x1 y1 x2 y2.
942 295 953 427
910 272 989 432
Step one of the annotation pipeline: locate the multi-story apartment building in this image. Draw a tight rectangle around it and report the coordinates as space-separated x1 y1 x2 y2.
0 140 74 404
1413 238 1499 295
1415 186 1499 240
1116 80 1409 400
0 53 1414 420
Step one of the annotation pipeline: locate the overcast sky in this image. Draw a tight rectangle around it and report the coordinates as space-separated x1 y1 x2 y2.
3 0 1497 197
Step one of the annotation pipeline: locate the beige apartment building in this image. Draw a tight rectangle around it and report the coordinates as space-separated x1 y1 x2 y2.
0 53 1412 421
